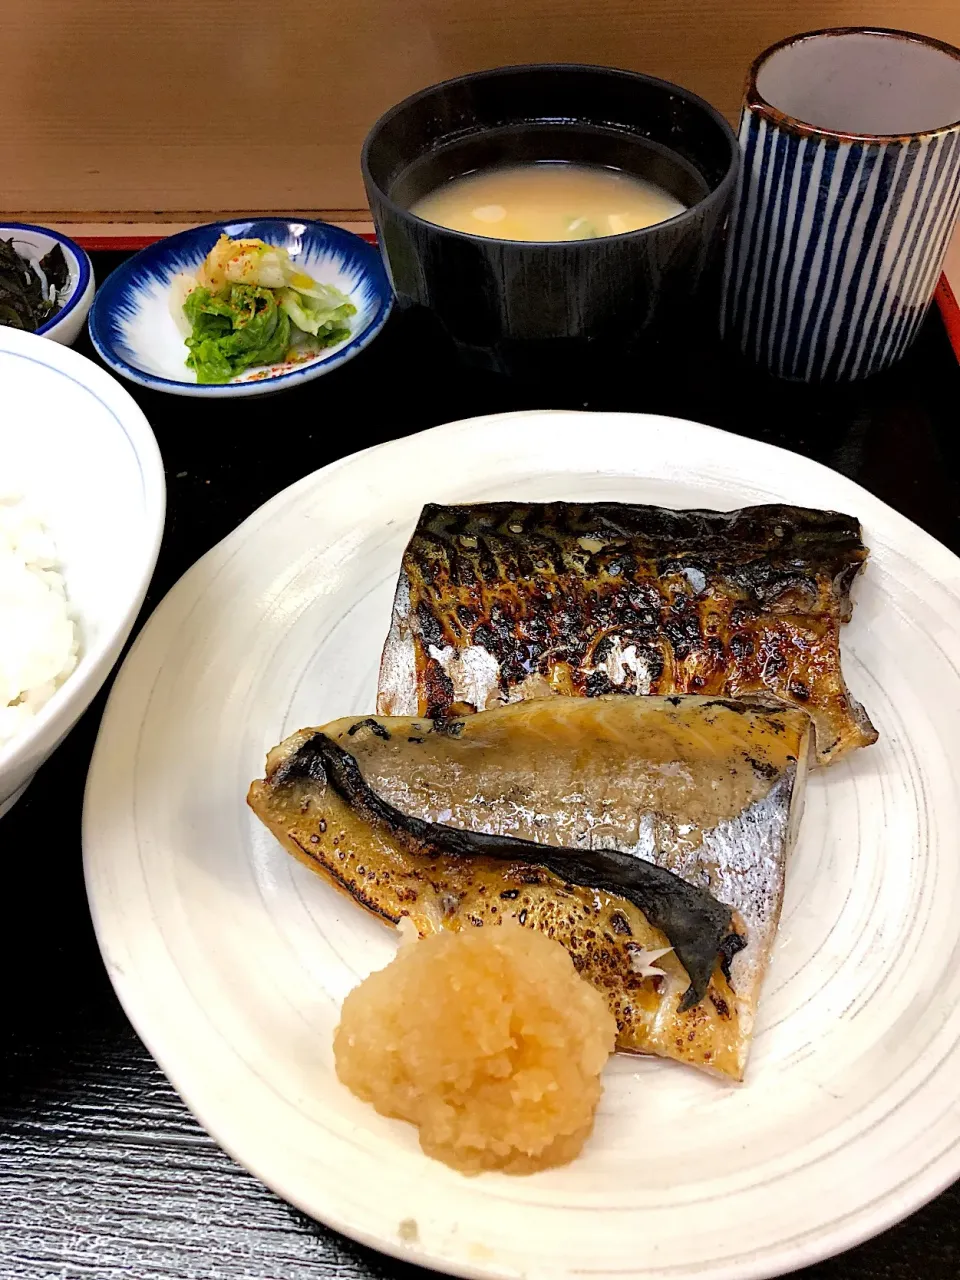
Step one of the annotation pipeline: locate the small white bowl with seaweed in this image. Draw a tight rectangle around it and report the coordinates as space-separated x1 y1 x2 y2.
88 219 393 398
0 223 95 346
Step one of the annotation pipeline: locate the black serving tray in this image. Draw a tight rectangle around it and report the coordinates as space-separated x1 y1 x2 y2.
3 250 960 1280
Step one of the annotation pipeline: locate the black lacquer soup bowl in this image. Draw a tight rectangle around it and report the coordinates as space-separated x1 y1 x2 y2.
362 64 740 377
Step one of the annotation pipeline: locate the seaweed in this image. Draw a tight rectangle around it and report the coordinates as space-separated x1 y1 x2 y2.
275 731 745 1011
39 244 69 294
0 238 66 332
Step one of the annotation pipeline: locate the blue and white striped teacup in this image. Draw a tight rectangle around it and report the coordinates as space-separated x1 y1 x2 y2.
721 27 960 381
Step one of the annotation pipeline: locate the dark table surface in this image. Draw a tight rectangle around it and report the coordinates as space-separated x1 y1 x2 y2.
4 251 960 1280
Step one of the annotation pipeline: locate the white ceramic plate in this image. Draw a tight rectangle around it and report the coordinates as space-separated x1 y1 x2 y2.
83 411 960 1280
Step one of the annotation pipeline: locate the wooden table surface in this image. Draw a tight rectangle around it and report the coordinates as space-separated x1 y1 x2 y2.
4 252 960 1279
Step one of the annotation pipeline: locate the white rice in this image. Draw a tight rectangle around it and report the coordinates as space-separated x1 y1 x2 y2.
0 493 80 750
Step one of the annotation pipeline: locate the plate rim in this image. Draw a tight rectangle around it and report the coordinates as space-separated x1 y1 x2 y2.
82 408 960 1280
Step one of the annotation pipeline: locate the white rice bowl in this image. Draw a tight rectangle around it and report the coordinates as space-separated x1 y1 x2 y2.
0 494 81 749
0 326 164 817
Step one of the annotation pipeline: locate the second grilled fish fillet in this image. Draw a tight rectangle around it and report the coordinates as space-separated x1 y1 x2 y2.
249 696 812 1081
377 500 876 765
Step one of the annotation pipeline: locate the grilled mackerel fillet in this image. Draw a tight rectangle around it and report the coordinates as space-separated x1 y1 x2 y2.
249 695 812 1080
377 501 876 765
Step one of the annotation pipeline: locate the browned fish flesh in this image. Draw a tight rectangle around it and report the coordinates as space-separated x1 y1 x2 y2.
376 501 876 765
248 695 812 1080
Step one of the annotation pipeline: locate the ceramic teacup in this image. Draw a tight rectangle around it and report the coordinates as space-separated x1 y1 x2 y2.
722 27 960 381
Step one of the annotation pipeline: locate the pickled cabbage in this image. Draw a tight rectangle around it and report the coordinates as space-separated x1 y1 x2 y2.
179 234 356 384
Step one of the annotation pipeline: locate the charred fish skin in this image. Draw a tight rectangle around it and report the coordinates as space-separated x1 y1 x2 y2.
325 696 810 1057
376 501 876 765
249 696 812 1081
273 730 743 1012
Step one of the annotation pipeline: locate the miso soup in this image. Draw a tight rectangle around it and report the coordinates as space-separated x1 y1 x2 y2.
409 161 687 241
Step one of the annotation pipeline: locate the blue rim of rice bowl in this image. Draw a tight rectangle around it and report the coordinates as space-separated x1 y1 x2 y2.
87 219 394 397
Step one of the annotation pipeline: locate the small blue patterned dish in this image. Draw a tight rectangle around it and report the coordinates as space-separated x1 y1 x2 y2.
0 222 95 346
88 219 393 398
